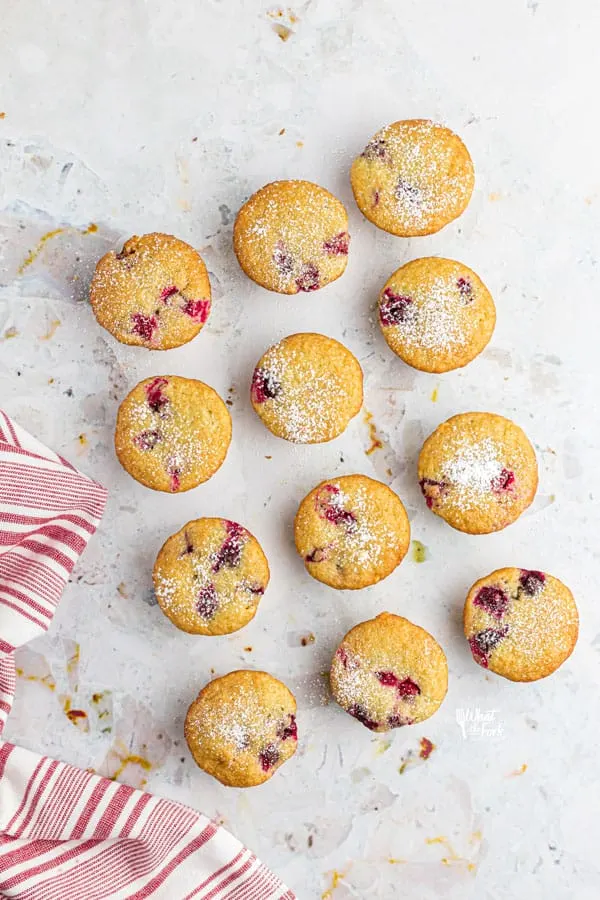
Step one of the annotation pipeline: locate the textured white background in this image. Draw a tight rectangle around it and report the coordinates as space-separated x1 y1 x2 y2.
1 2 599 898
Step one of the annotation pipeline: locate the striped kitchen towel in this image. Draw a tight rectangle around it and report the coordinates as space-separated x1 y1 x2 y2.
0 410 294 899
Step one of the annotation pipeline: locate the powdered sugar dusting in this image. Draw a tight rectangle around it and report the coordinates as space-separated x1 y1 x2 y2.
253 335 361 443
353 120 473 234
383 275 471 351
444 437 504 509
235 181 348 293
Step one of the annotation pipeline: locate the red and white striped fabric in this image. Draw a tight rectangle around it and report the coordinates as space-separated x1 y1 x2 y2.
0 410 294 899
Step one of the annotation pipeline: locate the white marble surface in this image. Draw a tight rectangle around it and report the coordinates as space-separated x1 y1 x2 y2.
1 2 599 897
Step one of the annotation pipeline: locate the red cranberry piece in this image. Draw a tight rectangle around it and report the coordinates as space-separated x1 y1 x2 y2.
323 232 350 256
145 377 169 415
168 467 181 492
473 586 510 620
305 546 329 563
212 521 245 573
469 626 509 668
348 704 379 731
336 647 349 668
491 468 515 492
242 582 265 596
180 531 194 556
131 313 158 342
278 714 298 742
160 285 179 302
362 139 388 161
457 277 473 301
388 714 413 728
419 478 447 510
420 737 435 759
379 288 413 326
251 368 281 404
326 508 357 531
116 246 136 268
295 264 320 292
519 570 546 595
196 584 218 619
376 672 421 698
273 241 295 276
373 189 380 206
259 744 280 772
395 179 421 205
315 485 357 532
133 429 162 451
182 298 211 323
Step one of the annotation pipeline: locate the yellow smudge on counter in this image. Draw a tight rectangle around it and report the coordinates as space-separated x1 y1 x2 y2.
110 753 152 785
0 112 6 119
388 857 406 864
375 738 391 756
508 763 528 777
488 191 502 202
18 223 98 273
18 228 66 273
364 410 383 455
430 385 439 402
411 540 428 563
273 23 293 40
15 668 56 691
427 836 477 872
40 319 61 341
322 869 345 899
3 326 19 340
296 140 304 148
117 582 129 598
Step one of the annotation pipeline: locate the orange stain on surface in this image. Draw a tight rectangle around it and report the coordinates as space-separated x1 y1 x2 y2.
40 319 61 341
18 223 98 273
273 23 293 40
419 737 435 759
364 410 383 455
62 695 89 731
110 753 152 784
18 229 65 274
508 763 528 777
15 668 56 691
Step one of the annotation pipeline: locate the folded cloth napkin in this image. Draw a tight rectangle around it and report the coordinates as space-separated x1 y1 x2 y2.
0 410 294 900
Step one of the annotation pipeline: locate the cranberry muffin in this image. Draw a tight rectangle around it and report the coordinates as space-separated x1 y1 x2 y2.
418 412 538 534
115 376 231 492
91 233 211 349
350 119 474 237
464 568 579 681
233 180 349 293
185 670 298 787
330 613 448 732
294 474 410 589
251 332 363 443
153 518 270 635
379 257 495 373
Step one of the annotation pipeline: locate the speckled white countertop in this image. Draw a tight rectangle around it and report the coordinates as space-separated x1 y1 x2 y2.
1 2 599 898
